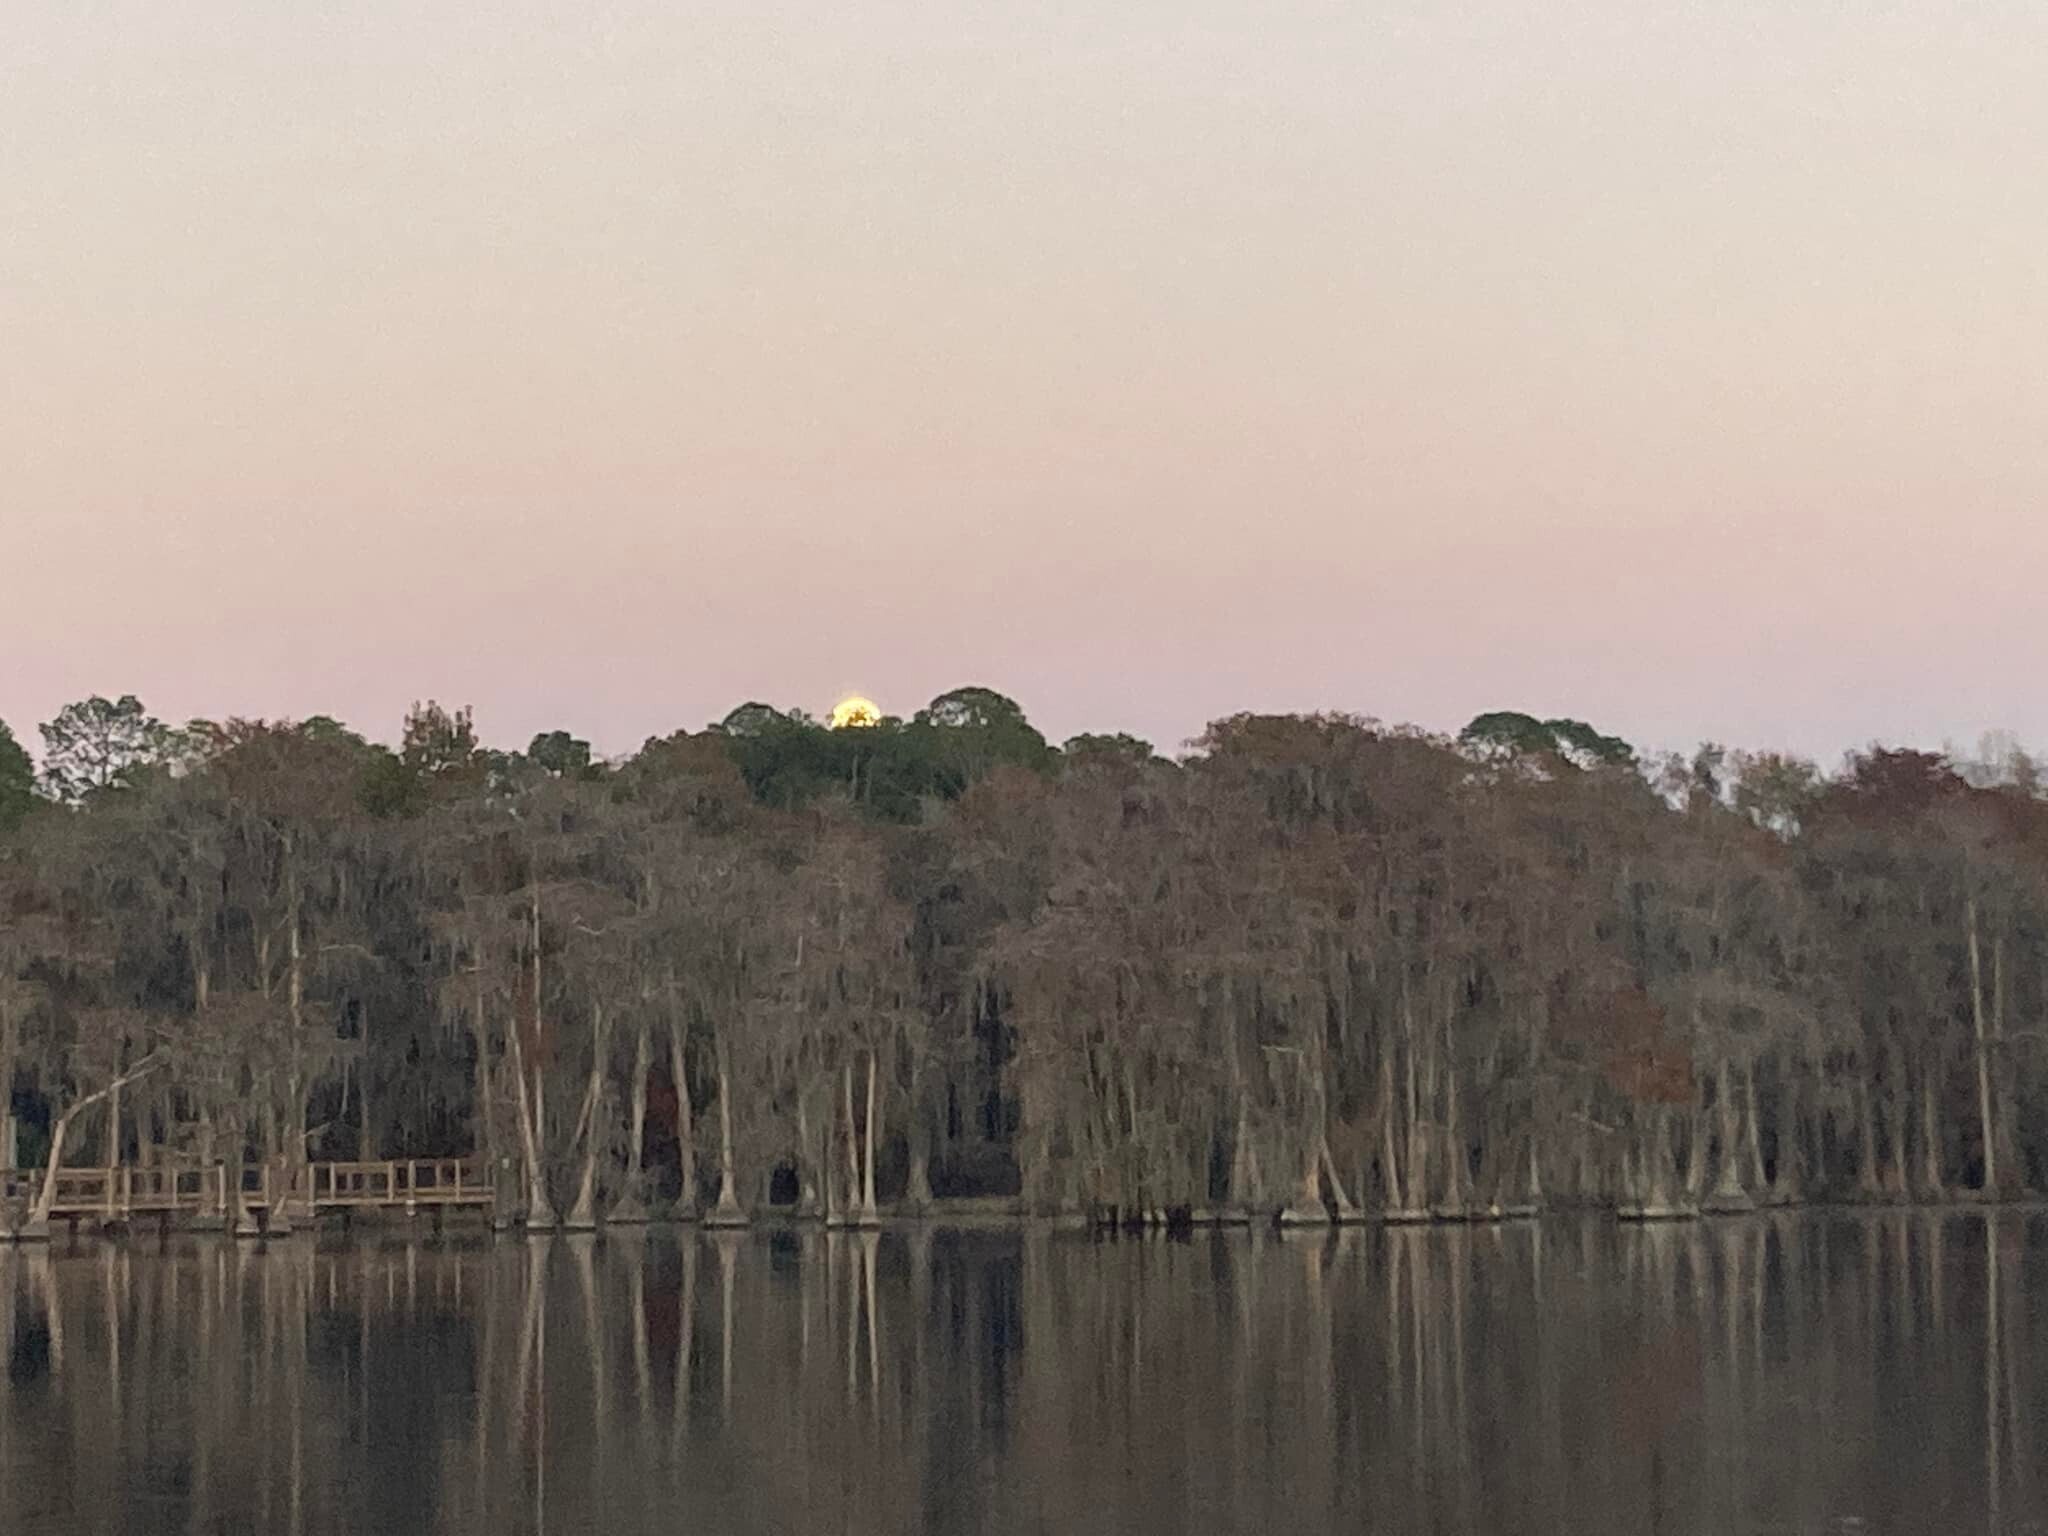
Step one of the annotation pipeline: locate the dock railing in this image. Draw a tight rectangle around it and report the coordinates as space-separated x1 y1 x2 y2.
1 1156 489 1221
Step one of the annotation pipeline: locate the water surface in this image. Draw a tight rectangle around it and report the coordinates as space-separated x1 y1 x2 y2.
2 1213 2044 1534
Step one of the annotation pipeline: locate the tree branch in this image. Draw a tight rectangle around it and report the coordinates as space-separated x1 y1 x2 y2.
29 1051 171 1222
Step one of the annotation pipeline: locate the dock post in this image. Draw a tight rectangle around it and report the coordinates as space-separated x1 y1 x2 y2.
266 1162 293 1237
233 1166 265 1237
191 1163 228 1233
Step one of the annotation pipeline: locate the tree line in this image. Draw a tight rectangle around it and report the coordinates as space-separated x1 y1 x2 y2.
2 689 2044 1231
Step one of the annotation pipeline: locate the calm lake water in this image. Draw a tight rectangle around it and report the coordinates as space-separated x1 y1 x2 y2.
2 1214 2044 1534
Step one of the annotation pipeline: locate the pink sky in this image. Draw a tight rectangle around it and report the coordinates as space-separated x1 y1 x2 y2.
5 3 2046 764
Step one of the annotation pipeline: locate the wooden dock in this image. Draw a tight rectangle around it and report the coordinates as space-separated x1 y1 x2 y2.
0 1158 491 1231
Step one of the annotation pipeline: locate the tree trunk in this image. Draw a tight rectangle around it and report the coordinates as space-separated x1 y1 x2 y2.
796 1087 824 1219
507 1009 555 1231
1319 1138 1360 1220
468 965 499 1220
1711 1061 1736 1194
1709 1057 1747 1204
612 1020 651 1223
1281 1132 1327 1227
1773 1095 1805 1204
285 841 309 1217
521 881 557 1231
259 1100 294 1236
1403 1010 1429 1211
1968 896 1998 1196
564 1005 609 1231
1439 1009 1469 1212
1644 1110 1676 1212
1742 1063 1769 1194
1857 1076 1882 1198
1122 1055 1148 1220
0 995 17 1175
905 1069 933 1211
1231 1085 1261 1215
859 1051 880 1223
24 1057 165 1237
670 1020 698 1219
1377 1046 1406 1212
830 1062 860 1227
708 1033 745 1226
1685 1097 1710 1206
1992 934 2020 1192
1918 1059 1946 1202
357 1050 372 1160
469 1018 487 1174
1883 1053 1910 1199
817 1083 844 1226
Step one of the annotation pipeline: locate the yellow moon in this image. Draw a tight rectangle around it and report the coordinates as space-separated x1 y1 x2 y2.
830 696 882 729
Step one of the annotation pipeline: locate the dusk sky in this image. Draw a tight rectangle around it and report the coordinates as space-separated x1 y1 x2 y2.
6 3 2045 765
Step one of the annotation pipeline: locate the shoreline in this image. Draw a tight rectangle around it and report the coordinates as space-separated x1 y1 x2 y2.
10 1190 2048 1244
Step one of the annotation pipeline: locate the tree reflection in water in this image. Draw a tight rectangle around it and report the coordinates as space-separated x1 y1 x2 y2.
0 1214 2041 1535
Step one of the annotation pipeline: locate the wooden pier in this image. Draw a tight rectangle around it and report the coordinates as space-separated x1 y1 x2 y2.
0 1158 490 1232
